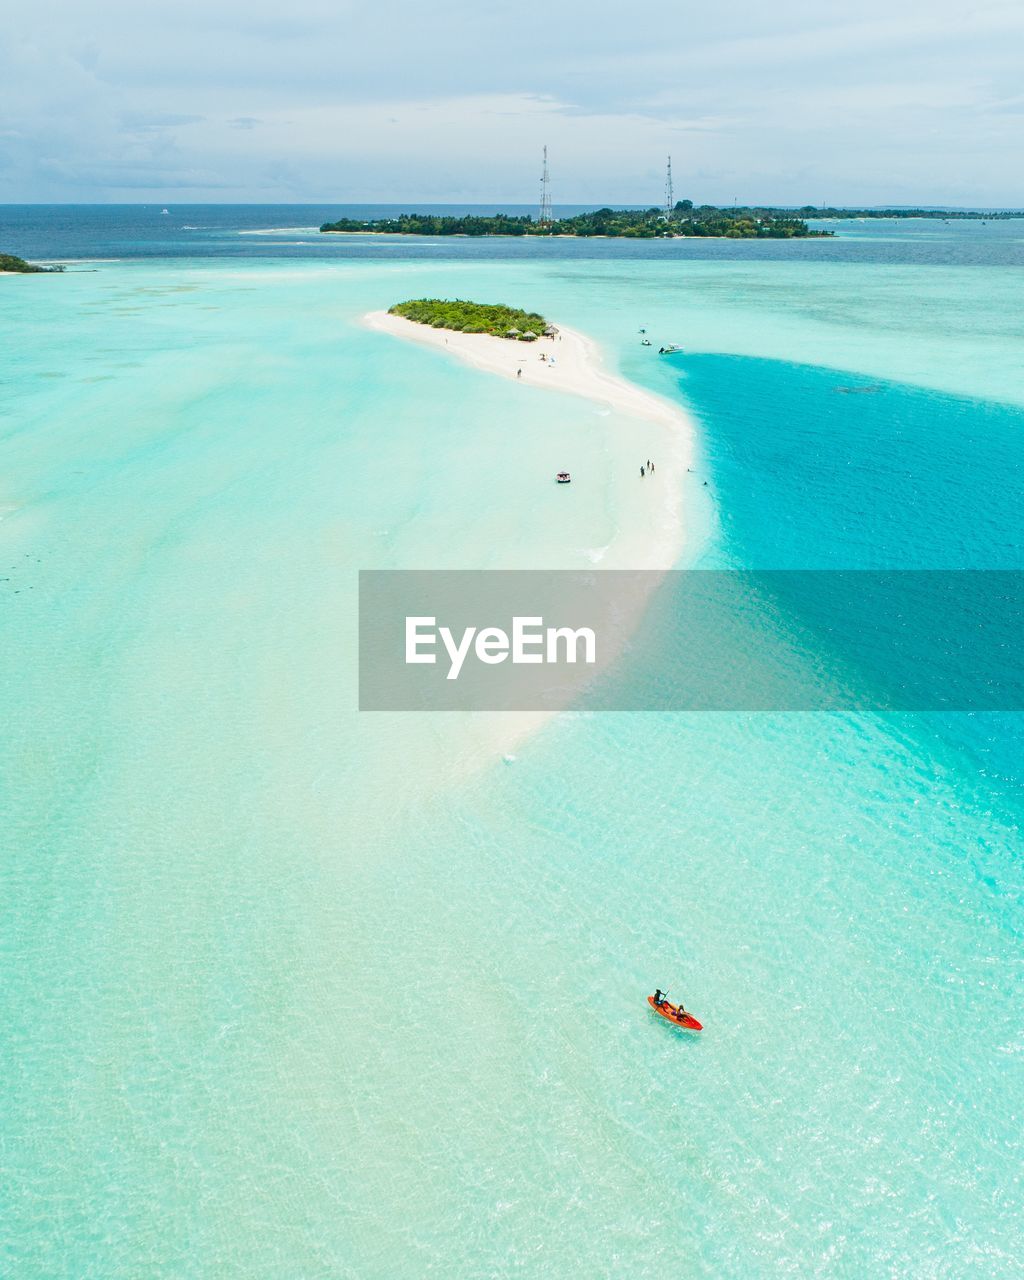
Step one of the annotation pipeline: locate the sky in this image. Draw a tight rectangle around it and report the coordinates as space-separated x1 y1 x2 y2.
2 0 1024 205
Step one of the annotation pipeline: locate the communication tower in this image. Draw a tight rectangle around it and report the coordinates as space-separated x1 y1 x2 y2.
539 146 553 225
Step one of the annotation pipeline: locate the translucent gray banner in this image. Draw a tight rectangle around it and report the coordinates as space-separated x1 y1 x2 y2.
358 570 1024 711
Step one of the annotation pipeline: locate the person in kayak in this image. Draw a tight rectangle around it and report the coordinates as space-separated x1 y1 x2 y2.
653 989 666 1006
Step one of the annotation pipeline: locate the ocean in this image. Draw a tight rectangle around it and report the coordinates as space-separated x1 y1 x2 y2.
1 206 1022 1277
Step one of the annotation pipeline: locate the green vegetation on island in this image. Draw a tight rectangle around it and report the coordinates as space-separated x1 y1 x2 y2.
0 252 60 273
323 202 1024 239
388 299 550 339
795 206 1023 220
324 203 827 239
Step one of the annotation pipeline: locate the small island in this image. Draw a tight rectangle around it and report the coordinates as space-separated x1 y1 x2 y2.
388 299 550 340
0 252 62 274
324 202 1024 239
797 205 1023 220
324 204 828 239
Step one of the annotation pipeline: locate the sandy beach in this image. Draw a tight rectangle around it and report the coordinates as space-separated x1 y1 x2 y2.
364 309 703 762
363 310 698 573
365 310 685 429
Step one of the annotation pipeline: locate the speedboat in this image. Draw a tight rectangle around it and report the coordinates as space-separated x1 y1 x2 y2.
556 471 571 484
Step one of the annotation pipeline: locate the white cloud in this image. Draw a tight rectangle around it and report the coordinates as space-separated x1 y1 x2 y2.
0 0 1021 202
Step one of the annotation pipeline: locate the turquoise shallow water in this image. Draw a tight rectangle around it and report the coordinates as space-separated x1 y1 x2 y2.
1 213 1023 1276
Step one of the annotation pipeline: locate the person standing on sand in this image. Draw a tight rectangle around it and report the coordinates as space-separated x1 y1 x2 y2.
517 368 522 379
650 461 655 474
640 465 645 478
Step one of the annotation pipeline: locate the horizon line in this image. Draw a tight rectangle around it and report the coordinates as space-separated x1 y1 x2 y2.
2 200 1023 212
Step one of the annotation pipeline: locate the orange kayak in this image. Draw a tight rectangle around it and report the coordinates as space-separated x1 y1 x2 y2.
648 995 702 1031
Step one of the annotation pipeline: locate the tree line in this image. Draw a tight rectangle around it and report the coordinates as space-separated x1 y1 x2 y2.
388 298 549 338
322 204 829 239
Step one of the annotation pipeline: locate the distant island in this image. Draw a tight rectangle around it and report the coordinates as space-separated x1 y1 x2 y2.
388 299 550 339
324 203 828 239
796 206 1023 220
325 202 1024 240
0 252 62 274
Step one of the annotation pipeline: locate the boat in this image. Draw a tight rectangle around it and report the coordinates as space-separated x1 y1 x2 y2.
660 344 683 354
160 208 170 215
648 994 702 1031
556 471 571 484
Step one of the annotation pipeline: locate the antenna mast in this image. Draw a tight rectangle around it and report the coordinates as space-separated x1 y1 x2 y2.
539 146 553 226
664 155 674 216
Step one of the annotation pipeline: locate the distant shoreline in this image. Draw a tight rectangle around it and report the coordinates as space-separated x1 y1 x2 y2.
325 206 825 239
323 205 1022 243
326 231 807 240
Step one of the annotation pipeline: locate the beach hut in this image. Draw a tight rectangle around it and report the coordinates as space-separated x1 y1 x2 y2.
506 327 521 338
521 330 538 341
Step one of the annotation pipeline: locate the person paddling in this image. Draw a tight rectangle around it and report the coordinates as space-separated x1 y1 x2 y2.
653 988 666 1006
